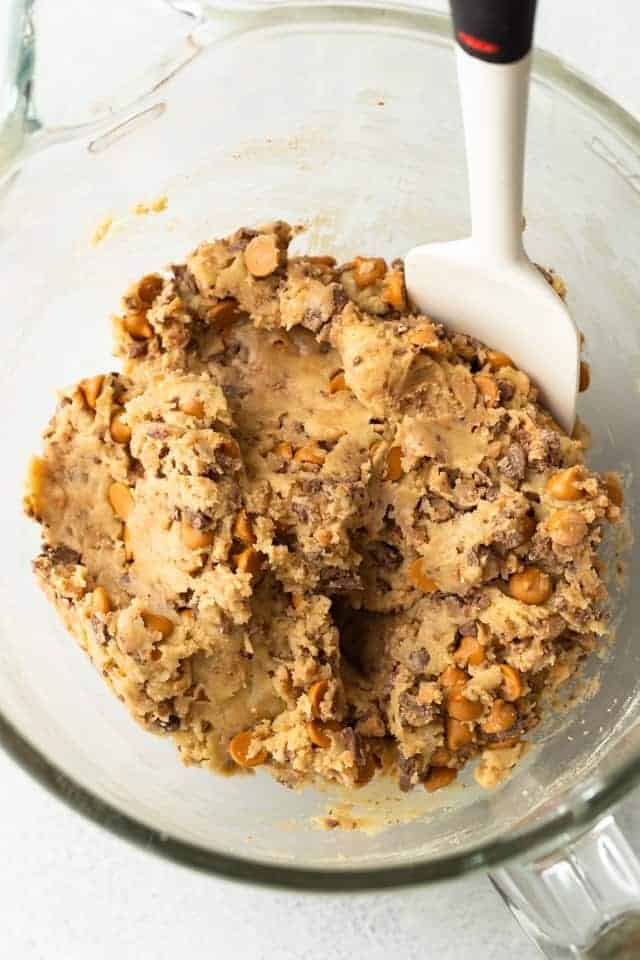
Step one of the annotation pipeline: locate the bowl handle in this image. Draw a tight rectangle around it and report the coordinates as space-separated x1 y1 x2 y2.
490 814 640 958
0 0 214 187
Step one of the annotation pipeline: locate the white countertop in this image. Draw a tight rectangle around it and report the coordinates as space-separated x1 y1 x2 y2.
1 753 538 960
3 3 639 958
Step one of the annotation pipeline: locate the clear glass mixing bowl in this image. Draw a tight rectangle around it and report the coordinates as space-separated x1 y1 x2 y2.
1 3 639 956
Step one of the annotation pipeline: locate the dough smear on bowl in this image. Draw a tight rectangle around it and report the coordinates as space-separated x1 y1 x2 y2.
24 222 622 793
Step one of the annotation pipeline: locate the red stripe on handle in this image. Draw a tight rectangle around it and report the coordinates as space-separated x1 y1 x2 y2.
457 30 501 55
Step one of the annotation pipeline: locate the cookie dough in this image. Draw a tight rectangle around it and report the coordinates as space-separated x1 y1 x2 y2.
24 221 622 794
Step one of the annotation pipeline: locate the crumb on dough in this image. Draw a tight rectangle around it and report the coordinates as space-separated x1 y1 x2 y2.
132 194 168 215
91 216 113 246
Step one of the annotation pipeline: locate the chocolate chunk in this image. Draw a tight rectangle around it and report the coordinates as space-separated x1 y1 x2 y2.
342 726 368 769
318 566 361 593
290 502 309 524
214 447 238 473
497 443 526 484
407 648 431 673
399 692 433 727
367 541 402 569
466 544 491 568
302 308 326 333
397 754 419 792
421 495 455 523
46 544 82 566
332 285 348 313
480 718 526 745
90 615 109 645
529 430 562 472
171 263 198 294
494 524 530 552
147 425 169 440
154 714 181 732
497 379 515 403
228 227 258 252
184 509 212 530
128 341 148 358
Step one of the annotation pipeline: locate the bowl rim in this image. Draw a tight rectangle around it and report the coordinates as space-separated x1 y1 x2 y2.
2 3 640 891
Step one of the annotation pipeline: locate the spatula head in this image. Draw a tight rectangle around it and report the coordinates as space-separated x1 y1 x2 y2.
405 238 580 432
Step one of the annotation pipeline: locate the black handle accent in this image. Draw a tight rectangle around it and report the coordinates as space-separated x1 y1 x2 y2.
450 0 537 64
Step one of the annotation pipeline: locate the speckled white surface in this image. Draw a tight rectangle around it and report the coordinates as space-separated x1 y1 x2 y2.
0 753 538 960
2 3 639 958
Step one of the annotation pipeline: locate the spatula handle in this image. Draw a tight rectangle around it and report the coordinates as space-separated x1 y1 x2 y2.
450 0 536 64
450 0 538 261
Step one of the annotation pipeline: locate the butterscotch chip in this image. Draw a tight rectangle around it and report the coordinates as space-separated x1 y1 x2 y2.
233 510 256 544
308 679 329 719
353 257 386 289
579 360 591 392
110 409 131 444
547 509 588 547
229 730 267 767
273 441 293 460
182 520 214 550
431 747 453 765
307 719 333 748
123 524 134 562
424 766 457 792
440 666 467 690
408 323 440 350
141 611 174 638
219 436 240 461
447 691 483 721
500 665 523 702
245 234 280 277
92 587 112 615
408 558 439 594
475 373 499 406
486 350 513 371
108 482 133 521
208 299 239 330
385 446 403 481
307 255 336 268
24 456 47 518
454 636 485 668
232 547 262 575
482 699 517 734
446 717 474 750
180 397 205 418
137 274 163 305
124 313 153 340
409 323 451 356
328 371 348 394
546 466 586 501
508 568 553 605
79 376 104 411
294 444 325 466
381 270 406 310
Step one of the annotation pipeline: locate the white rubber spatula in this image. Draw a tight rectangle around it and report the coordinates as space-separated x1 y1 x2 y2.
404 0 579 432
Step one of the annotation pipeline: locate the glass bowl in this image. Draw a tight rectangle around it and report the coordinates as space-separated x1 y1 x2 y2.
1 2 639 953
